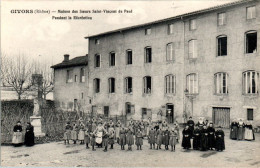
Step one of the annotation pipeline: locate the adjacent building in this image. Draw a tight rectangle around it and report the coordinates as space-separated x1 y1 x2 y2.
51 54 89 112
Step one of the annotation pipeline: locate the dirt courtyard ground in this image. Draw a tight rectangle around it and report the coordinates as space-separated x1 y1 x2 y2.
1 129 260 167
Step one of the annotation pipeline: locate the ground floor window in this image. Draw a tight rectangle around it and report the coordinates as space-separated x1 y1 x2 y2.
104 106 109 117
247 108 253 120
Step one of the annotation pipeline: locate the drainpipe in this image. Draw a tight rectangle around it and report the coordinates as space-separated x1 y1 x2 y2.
181 16 186 124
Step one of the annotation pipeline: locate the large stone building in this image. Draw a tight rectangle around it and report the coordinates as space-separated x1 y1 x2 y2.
51 55 89 112
83 0 260 127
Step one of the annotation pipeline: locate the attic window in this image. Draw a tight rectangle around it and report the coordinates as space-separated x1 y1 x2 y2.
145 28 151 35
95 39 100 44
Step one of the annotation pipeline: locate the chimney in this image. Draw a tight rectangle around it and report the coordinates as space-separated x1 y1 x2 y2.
63 54 69 62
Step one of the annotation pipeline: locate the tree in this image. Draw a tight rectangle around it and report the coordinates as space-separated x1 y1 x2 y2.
39 62 54 100
1 53 33 99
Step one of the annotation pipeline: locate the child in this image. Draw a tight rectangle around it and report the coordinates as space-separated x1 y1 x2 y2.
163 127 170 150
182 125 191 150
119 127 126 150
207 123 215 150
115 120 121 143
215 126 225 152
71 123 78 144
135 129 143 150
78 122 85 144
64 122 72 145
126 127 134 151
85 128 90 149
169 128 177 152
102 130 109 152
90 132 96 151
148 127 156 149
156 128 163 150
108 128 115 149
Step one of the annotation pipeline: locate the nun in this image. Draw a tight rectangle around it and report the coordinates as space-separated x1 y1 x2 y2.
24 122 35 147
244 121 255 141
182 125 192 150
230 119 238 140
215 126 225 151
237 118 245 140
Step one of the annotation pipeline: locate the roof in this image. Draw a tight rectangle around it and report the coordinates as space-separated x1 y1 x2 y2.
51 56 88 69
84 0 254 39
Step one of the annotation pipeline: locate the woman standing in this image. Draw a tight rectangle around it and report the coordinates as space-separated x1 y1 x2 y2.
193 125 201 150
119 127 126 150
244 121 255 141
148 127 156 149
237 119 245 140
108 128 115 149
24 122 35 147
200 125 209 151
156 128 163 150
12 121 23 147
215 126 225 151
64 122 72 144
230 120 238 140
163 127 170 150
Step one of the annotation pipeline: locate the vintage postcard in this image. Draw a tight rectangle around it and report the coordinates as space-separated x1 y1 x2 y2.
1 0 260 167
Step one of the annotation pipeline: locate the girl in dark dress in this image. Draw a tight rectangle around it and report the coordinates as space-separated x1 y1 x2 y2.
187 117 195 132
148 127 156 149
163 127 170 150
193 125 200 150
135 129 143 150
126 127 134 151
24 122 35 147
200 125 209 151
207 123 215 150
215 126 225 151
230 120 238 140
119 127 126 150
182 125 191 150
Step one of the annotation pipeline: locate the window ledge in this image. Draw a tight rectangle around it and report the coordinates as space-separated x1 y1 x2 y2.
243 94 259 97
125 92 133 95
166 61 175 64
185 93 199 97
245 52 258 57
143 93 152 97
216 55 227 57
214 93 228 96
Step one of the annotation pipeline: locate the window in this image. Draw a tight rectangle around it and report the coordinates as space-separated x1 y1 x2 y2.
126 102 131 114
104 106 109 117
74 99 78 111
217 35 227 56
246 31 257 53
81 93 84 99
145 28 151 35
94 78 100 93
126 50 132 65
66 70 73 83
168 24 174 34
95 39 100 44
80 68 85 82
247 6 256 20
108 78 115 93
247 109 254 120
74 75 78 82
145 47 152 63
217 12 226 26
242 70 259 94
188 40 198 58
109 52 115 66
165 75 176 94
142 108 147 115
214 72 228 94
143 76 152 94
189 19 196 30
166 43 175 61
186 73 198 94
95 54 100 68
125 77 132 93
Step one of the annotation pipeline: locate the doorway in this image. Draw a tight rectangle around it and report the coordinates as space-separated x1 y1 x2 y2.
166 104 174 123
212 107 230 128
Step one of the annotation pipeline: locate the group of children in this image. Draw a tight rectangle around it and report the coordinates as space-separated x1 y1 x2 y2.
183 117 225 152
63 117 181 152
230 118 255 141
63 116 228 152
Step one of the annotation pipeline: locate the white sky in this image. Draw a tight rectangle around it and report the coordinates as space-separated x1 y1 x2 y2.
1 0 235 65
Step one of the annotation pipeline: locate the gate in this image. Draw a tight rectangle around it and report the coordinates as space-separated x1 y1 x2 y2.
212 107 230 128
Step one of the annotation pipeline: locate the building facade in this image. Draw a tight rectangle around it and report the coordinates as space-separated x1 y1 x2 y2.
51 55 89 113
85 0 260 127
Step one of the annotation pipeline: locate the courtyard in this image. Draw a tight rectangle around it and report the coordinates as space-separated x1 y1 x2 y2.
1 129 260 167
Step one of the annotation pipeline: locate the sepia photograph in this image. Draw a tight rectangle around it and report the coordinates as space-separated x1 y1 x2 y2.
1 0 260 167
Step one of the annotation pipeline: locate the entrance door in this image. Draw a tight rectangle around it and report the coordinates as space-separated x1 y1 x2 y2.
166 104 174 123
213 107 230 128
